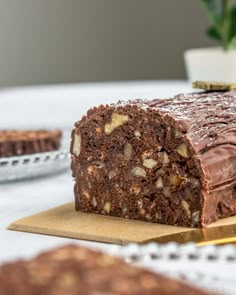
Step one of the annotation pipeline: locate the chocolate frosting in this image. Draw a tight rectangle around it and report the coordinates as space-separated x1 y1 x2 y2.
121 92 236 190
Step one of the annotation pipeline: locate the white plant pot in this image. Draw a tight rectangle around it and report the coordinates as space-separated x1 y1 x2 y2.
184 47 236 83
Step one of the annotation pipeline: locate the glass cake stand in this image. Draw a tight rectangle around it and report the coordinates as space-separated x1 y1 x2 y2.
106 242 236 295
0 149 70 183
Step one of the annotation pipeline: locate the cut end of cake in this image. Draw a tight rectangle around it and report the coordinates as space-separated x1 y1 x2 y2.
71 93 236 228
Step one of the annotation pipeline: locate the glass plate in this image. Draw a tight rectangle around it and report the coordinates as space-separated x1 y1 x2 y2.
0 150 70 183
107 242 236 295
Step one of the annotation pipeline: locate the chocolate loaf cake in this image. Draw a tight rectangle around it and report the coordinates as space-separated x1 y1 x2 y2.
0 130 62 157
71 92 236 227
0 245 212 295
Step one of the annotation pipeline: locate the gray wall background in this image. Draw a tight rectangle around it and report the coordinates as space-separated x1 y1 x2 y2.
0 1 217 86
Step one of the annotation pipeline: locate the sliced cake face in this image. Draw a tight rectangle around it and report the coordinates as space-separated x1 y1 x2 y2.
71 103 202 227
0 245 212 295
71 93 236 228
0 130 62 157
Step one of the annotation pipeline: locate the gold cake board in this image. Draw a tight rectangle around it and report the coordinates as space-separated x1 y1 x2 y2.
8 202 236 245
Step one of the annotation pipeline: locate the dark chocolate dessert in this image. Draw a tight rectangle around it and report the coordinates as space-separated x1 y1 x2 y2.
71 92 236 227
0 245 213 294
0 130 62 157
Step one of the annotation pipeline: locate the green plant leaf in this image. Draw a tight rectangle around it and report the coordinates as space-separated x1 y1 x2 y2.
228 34 236 49
221 0 231 49
229 6 236 38
199 0 236 50
199 0 225 25
207 26 222 40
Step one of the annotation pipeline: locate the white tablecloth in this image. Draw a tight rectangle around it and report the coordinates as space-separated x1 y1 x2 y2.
0 80 192 263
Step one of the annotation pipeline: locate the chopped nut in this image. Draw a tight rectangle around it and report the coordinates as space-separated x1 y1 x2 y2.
146 213 152 220
190 178 200 188
134 130 141 138
130 183 141 195
104 201 111 213
104 113 129 134
87 166 96 174
169 173 184 186
159 151 169 164
192 211 200 226
162 187 171 198
124 143 133 160
83 191 90 199
181 200 191 218
131 167 147 178
88 162 105 174
156 144 162 151
73 133 81 156
155 177 163 188
91 196 97 207
137 199 143 208
121 201 128 214
108 170 116 179
176 143 189 158
143 159 157 169
139 208 146 216
163 151 169 164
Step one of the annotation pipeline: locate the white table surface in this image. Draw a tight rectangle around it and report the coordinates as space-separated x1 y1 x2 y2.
0 80 192 263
